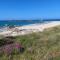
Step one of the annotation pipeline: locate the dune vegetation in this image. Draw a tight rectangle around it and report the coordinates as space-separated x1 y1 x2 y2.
0 26 60 60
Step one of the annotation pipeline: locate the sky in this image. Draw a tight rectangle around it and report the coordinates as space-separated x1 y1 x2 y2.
0 0 60 20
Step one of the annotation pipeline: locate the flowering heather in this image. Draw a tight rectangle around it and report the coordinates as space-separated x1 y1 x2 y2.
15 42 24 53
15 42 22 48
0 42 24 56
3 44 14 55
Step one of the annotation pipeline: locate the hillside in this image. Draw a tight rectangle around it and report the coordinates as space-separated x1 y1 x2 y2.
0 26 60 60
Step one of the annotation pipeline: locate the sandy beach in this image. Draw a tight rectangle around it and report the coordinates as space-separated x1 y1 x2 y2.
0 21 60 36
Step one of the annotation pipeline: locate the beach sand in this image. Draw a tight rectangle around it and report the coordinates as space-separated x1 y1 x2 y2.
0 21 60 36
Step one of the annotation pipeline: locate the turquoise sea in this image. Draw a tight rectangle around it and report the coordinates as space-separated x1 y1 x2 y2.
0 20 59 27
0 20 46 27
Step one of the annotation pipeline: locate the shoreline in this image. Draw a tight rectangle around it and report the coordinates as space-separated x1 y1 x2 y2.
0 21 60 36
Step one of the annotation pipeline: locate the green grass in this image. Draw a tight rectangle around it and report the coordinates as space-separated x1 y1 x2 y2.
0 26 60 60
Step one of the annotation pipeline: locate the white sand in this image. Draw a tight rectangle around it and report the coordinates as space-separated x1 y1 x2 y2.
0 21 60 36
16 21 60 31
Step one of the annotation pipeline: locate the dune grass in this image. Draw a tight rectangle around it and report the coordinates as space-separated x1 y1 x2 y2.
0 26 60 60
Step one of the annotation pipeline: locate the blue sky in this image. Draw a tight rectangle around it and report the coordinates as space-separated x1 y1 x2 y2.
0 0 60 20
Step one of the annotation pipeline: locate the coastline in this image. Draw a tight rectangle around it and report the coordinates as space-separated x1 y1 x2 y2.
0 21 60 36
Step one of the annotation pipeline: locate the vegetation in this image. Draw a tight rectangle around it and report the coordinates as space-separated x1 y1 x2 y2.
0 26 60 60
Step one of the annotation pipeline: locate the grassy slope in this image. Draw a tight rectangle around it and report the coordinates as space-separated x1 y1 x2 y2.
0 26 60 60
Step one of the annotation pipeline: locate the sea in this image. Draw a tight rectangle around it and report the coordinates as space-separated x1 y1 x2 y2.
0 20 48 27
0 19 59 27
